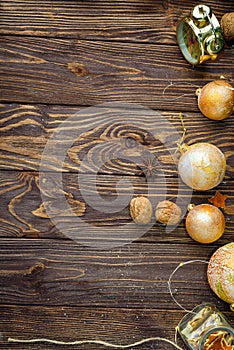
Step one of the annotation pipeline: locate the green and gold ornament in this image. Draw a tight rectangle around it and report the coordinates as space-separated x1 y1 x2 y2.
207 242 234 311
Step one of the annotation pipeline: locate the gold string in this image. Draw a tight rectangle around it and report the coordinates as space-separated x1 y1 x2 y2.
162 81 200 101
8 336 184 349
167 259 209 314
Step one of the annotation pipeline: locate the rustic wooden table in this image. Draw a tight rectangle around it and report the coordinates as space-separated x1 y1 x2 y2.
0 1 233 349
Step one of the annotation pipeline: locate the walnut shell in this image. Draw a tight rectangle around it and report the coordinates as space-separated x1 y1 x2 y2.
221 13 234 42
155 200 182 226
130 196 152 225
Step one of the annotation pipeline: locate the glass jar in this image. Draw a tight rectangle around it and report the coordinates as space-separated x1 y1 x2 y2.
177 303 234 350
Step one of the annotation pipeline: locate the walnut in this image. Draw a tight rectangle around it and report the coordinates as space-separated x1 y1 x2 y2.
155 200 182 226
130 196 152 225
221 13 234 42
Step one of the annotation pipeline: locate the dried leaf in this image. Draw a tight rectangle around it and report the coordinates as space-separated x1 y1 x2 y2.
204 331 233 350
208 191 227 209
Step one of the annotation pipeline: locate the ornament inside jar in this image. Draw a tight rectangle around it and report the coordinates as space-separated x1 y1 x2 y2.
207 242 234 311
177 303 234 350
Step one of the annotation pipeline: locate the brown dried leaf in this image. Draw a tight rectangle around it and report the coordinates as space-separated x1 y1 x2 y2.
208 191 227 209
204 331 233 350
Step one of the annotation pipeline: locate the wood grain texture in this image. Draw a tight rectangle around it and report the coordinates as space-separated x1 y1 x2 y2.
0 37 233 108
1 1 234 348
1 170 234 244
1 304 233 350
1 104 234 172
0 239 233 312
0 0 232 42
0 305 188 350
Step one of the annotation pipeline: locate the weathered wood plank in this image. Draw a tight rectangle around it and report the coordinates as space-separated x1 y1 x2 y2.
0 1 233 349
0 240 233 312
0 305 182 350
1 304 233 350
0 0 232 42
1 104 234 173
0 37 233 107
1 171 234 242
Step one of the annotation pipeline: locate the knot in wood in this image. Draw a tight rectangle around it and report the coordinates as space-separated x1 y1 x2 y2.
67 62 89 77
25 262 46 278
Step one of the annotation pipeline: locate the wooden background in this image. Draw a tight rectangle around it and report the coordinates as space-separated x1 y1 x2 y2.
0 0 234 349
